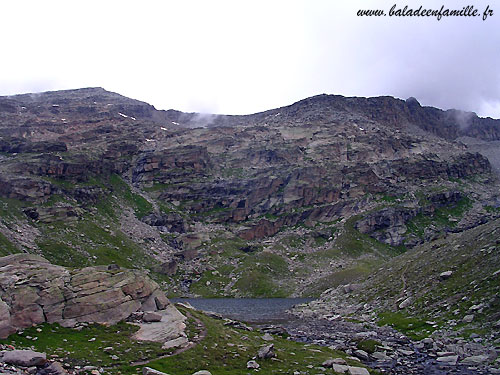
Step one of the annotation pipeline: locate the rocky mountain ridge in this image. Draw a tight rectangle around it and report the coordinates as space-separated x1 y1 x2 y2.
0 88 499 300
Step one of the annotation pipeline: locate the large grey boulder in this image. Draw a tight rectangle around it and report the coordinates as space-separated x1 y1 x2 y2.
2 350 47 366
257 344 275 359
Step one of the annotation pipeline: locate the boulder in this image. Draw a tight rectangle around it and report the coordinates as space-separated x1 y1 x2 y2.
257 344 275 359
439 271 453 280
348 367 370 375
133 305 186 344
331 364 349 373
0 299 15 339
461 355 489 365
371 351 390 361
162 336 189 350
354 349 369 361
143 312 163 322
262 333 274 341
462 314 474 323
436 355 458 365
2 350 47 366
247 360 260 369
323 358 347 367
36 361 68 375
143 367 169 375
398 297 412 309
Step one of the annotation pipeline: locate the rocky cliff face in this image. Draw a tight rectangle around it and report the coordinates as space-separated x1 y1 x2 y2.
0 254 181 339
0 88 499 298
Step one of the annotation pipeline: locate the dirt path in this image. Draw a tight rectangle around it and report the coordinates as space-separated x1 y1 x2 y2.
394 264 409 309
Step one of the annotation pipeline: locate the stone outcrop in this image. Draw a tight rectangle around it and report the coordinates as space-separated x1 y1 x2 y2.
0 254 182 339
132 146 211 184
0 138 67 154
23 205 79 223
354 190 472 247
0 176 53 201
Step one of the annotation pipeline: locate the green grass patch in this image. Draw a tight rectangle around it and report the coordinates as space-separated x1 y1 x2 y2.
302 261 377 297
282 235 305 249
0 232 20 255
334 216 403 257
190 265 235 297
233 252 290 297
0 322 172 370
0 307 369 375
234 269 287 297
146 308 362 375
356 339 382 354
484 205 500 213
0 197 29 221
41 194 75 207
377 311 435 340
378 194 398 203
41 176 76 189
109 174 153 219
406 197 472 238
36 217 154 269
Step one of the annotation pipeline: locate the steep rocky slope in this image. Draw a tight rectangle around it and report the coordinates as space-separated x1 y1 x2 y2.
0 88 499 299
293 217 500 358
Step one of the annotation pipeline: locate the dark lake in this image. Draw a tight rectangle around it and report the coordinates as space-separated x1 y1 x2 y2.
171 298 313 323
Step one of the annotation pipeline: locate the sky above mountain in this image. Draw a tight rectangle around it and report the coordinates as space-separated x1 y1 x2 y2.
1 0 499 118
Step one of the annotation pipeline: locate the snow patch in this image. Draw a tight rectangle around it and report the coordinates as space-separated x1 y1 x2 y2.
118 112 136 120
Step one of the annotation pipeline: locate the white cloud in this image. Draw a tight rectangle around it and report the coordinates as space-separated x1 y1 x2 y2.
0 0 499 118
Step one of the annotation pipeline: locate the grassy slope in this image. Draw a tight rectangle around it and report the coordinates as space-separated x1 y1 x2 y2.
0 175 157 270
359 218 500 338
0 307 372 375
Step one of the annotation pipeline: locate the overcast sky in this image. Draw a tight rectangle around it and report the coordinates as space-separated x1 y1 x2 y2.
1 0 499 118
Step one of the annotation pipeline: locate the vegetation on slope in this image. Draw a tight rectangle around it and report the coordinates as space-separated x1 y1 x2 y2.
0 307 368 375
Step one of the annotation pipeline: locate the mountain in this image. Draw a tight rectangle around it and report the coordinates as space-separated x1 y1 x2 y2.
0 87 499 303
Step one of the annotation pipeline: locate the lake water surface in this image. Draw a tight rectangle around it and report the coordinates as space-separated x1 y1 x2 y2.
171 298 312 323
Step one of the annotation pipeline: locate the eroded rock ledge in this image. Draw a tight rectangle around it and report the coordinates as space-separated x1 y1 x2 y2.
0 254 181 339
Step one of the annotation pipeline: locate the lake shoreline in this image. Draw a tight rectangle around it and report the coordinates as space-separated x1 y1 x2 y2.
173 298 496 375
